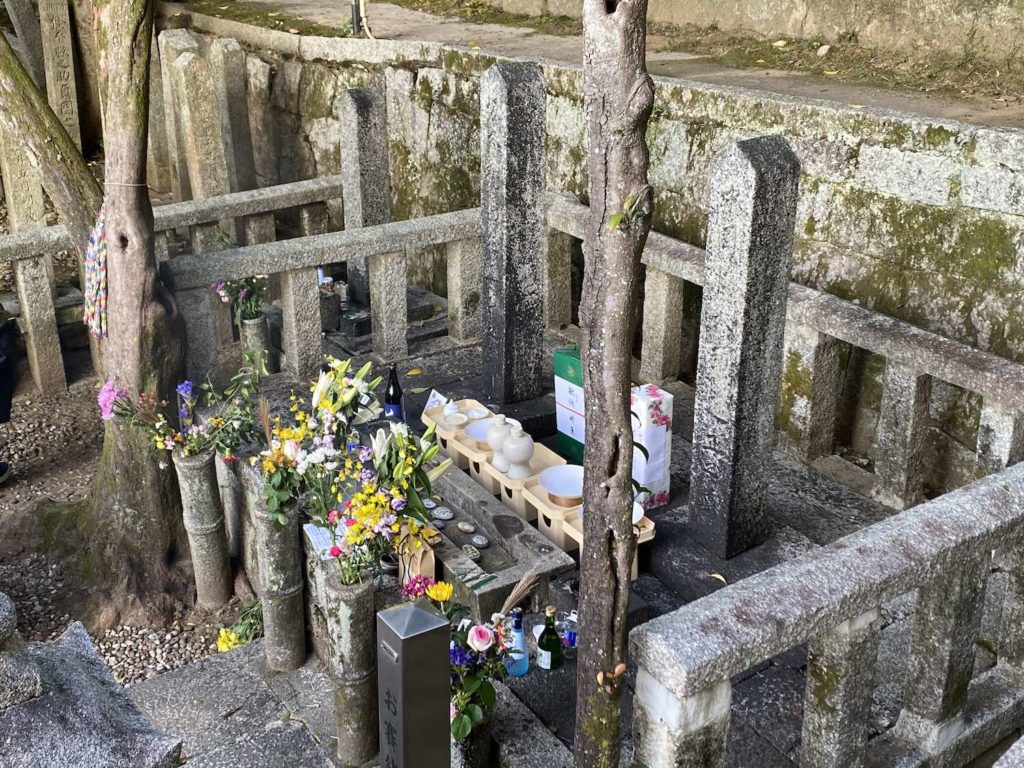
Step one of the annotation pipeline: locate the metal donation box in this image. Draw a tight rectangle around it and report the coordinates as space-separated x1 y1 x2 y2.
376 602 450 768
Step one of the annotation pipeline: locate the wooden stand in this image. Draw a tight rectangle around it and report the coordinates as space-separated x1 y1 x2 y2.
521 476 581 551
478 444 566 521
420 399 492 470
563 513 655 580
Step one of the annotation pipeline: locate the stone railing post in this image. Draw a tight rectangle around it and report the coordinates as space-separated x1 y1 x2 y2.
543 226 573 329
172 450 232 608
0 131 66 394
209 38 258 196
0 593 42 710
802 608 881 767
278 206 327 379
245 55 278 191
640 265 685 384
872 362 932 510
632 671 730 768
896 554 989 753
779 322 847 462
157 29 198 202
446 239 482 341
688 135 801 559
999 543 1024 673
976 399 1024 475
242 466 305 672
369 250 408 360
339 87 391 306
480 61 545 404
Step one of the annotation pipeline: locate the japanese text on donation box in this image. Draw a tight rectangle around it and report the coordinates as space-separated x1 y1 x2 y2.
630 384 673 511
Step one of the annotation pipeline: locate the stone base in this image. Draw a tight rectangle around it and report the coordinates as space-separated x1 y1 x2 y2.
0 623 181 768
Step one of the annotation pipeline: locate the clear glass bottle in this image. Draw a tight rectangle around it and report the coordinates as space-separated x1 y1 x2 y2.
505 608 530 677
536 605 563 671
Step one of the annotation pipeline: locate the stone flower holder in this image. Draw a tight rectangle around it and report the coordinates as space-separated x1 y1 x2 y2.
324 573 378 765
451 719 493 768
172 449 233 609
240 313 275 371
241 465 306 672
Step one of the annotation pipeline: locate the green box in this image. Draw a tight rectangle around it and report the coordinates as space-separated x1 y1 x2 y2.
556 432 585 464
553 346 582 386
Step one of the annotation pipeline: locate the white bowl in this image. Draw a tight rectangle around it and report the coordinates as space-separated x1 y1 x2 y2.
466 407 489 420
443 413 468 428
464 416 520 443
539 465 584 507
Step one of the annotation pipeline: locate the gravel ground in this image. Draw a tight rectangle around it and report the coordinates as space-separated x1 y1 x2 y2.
0 381 227 687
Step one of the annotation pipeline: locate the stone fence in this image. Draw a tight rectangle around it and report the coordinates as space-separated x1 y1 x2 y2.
548 194 1024 510
629 460 1024 767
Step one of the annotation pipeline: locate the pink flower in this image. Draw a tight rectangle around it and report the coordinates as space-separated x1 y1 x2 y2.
97 379 125 421
466 624 494 653
329 546 342 558
450 701 457 723
328 510 339 525
344 517 356 528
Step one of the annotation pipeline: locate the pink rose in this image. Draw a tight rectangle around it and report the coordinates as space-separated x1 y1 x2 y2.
329 546 342 558
466 624 494 653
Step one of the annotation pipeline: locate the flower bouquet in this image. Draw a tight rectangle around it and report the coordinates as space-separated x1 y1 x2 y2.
212 276 268 328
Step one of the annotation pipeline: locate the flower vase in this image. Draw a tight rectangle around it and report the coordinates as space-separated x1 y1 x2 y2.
397 532 436 585
172 449 232 608
240 313 274 370
325 573 379 765
451 717 493 768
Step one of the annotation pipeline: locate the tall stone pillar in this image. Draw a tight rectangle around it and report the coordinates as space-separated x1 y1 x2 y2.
157 29 198 202
688 135 800 559
339 87 391 306
3 0 45 87
38 0 81 149
479 62 545 405
209 38 258 194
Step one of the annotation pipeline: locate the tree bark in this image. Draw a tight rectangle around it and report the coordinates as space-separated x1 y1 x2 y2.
0 32 102 252
574 0 653 766
0 0 188 627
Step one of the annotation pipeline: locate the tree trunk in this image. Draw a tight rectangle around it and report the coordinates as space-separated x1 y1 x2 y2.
574 0 653 765
0 0 189 628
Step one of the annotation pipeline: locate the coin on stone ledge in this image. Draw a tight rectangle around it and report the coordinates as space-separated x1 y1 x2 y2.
431 507 454 520
432 520 446 530
470 534 489 549
462 544 481 561
457 521 476 534
423 498 438 510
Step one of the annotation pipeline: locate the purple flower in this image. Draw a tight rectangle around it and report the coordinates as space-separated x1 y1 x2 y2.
450 645 472 668
97 379 125 421
358 446 372 463
359 468 375 484
239 288 250 299
178 404 190 421
176 380 194 400
390 497 407 512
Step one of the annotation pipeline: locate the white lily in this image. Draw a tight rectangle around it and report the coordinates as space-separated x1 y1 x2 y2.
371 427 393 465
311 370 332 410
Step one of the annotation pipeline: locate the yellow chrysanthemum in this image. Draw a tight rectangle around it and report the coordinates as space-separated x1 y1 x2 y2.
426 582 454 603
216 628 243 653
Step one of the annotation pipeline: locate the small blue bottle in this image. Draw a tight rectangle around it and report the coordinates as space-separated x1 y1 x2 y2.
505 608 530 677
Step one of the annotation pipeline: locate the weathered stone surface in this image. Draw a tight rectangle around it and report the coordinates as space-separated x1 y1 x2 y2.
778 323 846 462
172 450 232 609
209 38 258 194
172 51 231 201
146 32 172 194
157 29 198 201
480 62 545 404
38 0 81 149
542 225 573 330
369 249 408 360
0 130 65 395
339 87 391 304
689 135 801 559
633 674 730 768
977 400 1024 474
246 54 278 189
801 608 881 766
854 145 957 207
996 735 1024 767
640 265 686 384
0 593 41 711
4 0 45 86
0 623 181 767
446 238 482 340
872 364 931 510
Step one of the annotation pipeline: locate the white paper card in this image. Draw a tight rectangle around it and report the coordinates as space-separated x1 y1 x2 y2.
303 523 336 560
556 403 586 442
424 389 450 410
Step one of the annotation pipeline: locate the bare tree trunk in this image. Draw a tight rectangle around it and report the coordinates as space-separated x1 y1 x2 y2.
0 1 188 627
574 0 654 765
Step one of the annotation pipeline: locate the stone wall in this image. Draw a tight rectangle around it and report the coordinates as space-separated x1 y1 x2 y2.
499 0 1024 60
163 8 1024 494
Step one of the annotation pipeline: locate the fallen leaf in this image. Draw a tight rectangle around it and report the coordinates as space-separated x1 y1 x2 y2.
288 28 300 34
824 70 840 76
756 59 768 65
406 368 423 376
707 572 727 585
849 104 865 109
816 44 831 58
467 39 478 46
409 386 429 394
267 11 279 15
772 39 788 48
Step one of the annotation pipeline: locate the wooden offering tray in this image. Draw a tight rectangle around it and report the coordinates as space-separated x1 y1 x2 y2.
521 475 581 552
563 513 655 580
420 399 492 470
478 444 567 522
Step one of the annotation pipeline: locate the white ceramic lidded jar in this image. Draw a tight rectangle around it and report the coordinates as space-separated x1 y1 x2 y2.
486 415 513 472
502 426 535 480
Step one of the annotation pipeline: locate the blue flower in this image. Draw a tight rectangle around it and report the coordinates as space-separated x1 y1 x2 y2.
176 380 194 400
450 645 472 668
178 404 189 420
